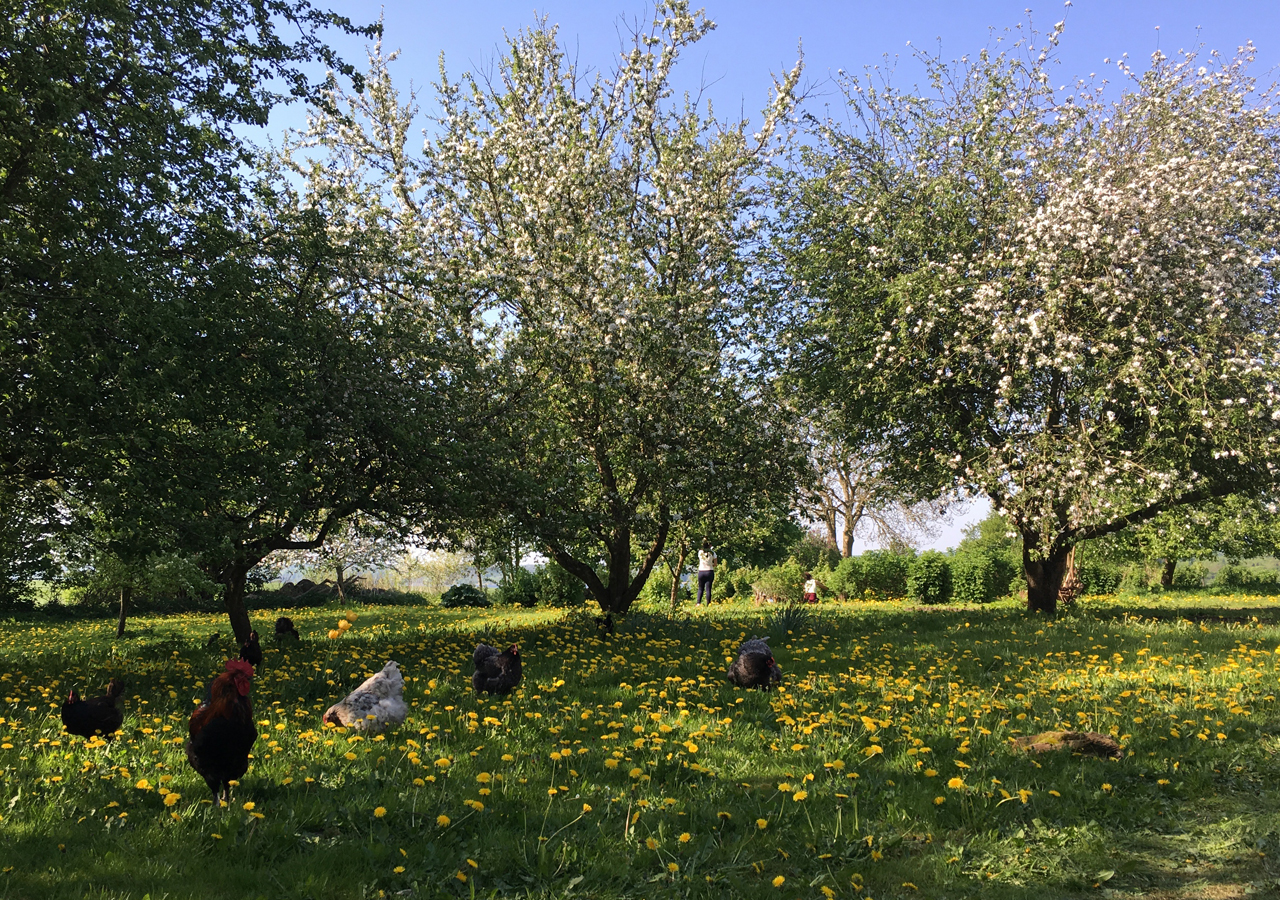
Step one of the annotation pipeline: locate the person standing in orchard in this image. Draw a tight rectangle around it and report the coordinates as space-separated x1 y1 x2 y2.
696 540 717 606
804 572 824 604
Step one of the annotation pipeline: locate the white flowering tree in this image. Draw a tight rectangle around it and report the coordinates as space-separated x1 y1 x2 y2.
269 517 404 598
294 3 806 614
776 26 1280 613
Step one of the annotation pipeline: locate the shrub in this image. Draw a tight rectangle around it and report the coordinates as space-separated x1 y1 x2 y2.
950 553 999 604
826 556 860 599
440 583 492 608
859 550 913 599
1213 565 1280 593
1171 562 1208 589
728 566 757 600
1076 559 1122 594
751 558 805 603
711 560 736 601
495 569 539 607
908 551 952 605
537 562 585 608
639 568 690 606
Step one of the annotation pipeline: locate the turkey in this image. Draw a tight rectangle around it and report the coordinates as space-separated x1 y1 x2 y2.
728 637 782 691
322 661 408 732
472 643 522 695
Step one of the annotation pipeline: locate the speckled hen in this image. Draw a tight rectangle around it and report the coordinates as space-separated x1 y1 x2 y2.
322 661 408 732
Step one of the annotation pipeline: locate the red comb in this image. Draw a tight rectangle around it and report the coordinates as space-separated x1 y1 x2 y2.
225 658 254 694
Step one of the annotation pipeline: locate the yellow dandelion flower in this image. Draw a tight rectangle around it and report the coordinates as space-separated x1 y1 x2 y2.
793 790 808 802
645 837 659 850
163 793 180 807
772 875 785 887
678 832 691 843
668 862 679 873
374 806 386 818
436 814 451 827
242 802 255 811
756 818 768 830
393 866 405 874
947 777 965 790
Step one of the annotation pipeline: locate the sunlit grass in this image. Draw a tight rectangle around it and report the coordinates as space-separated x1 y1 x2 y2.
1 594 1278 898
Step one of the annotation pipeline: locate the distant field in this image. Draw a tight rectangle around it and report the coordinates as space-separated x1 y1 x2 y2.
1 593 1278 899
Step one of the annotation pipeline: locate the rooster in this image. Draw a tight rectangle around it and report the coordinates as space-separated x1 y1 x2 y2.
62 679 125 739
239 630 263 667
727 637 782 691
186 659 257 804
322 661 407 732
274 617 300 641
472 643 522 695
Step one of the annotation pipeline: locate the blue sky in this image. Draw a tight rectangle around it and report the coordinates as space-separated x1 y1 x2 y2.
278 1 1279 551
297 0 1280 133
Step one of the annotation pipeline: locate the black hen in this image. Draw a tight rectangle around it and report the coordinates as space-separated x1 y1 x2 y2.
274 617 300 641
62 679 126 739
472 643 522 695
239 631 263 667
727 637 782 691
186 660 257 804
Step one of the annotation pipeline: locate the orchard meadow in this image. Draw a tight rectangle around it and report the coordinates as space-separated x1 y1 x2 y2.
1 594 1278 900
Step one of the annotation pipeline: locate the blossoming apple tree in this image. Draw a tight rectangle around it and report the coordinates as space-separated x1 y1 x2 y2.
775 25 1280 613
294 2 807 614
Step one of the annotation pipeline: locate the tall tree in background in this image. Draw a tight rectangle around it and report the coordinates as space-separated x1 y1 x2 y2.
775 26 1280 613
295 2 807 614
802 421 948 557
0 0 375 603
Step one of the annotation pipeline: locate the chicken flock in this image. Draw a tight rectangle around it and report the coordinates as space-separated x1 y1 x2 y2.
64 617 784 806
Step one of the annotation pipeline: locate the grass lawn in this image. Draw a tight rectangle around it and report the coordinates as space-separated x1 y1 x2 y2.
1 593 1278 899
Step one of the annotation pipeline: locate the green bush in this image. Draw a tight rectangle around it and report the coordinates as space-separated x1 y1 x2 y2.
751 557 805 602
1212 565 1280 593
1171 561 1208 588
908 551 952 605
1119 564 1153 592
440 583 492 608
495 569 539 607
537 562 585 608
859 550 913 599
728 566 757 600
1076 559 1122 594
826 556 860 599
639 568 690 605
711 561 735 601
950 553 999 604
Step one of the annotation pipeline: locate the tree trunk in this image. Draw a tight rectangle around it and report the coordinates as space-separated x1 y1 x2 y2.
336 563 346 600
1023 535 1071 616
221 563 254 644
668 542 689 615
1160 558 1177 589
116 585 131 638
546 515 669 616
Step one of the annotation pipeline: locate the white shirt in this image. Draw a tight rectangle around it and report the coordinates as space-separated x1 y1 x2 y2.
698 549 716 572
804 578 817 594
